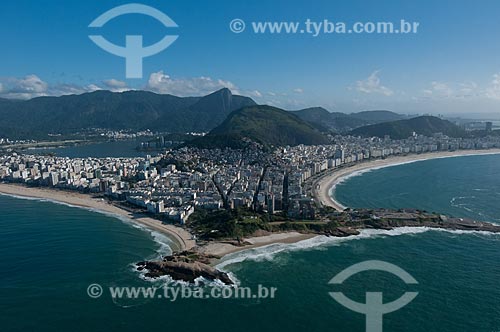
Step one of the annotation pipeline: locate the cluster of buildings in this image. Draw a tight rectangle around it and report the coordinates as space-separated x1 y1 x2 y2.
284 133 500 184
92 128 157 139
0 138 37 145
2 133 500 223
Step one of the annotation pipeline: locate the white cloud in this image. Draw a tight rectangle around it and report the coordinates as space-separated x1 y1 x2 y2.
103 79 128 91
49 83 102 96
248 90 262 98
0 75 105 99
355 70 394 96
14 75 48 93
457 82 478 98
0 72 250 100
420 81 482 100
293 88 303 93
485 73 500 100
423 81 453 98
3 74 49 99
146 71 240 96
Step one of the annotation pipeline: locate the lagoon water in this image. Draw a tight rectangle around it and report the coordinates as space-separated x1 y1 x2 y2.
1 154 500 331
27 139 152 158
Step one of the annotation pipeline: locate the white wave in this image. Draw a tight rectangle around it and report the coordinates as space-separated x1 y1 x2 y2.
217 226 500 271
137 267 237 288
216 227 432 270
430 227 500 237
328 151 500 207
0 191 173 257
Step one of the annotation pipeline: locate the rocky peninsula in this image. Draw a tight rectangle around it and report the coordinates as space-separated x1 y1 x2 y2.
137 208 500 285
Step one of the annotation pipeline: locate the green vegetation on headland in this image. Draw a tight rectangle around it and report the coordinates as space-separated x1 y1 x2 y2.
139 206 500 284
187 206 500 241
189 105 330 148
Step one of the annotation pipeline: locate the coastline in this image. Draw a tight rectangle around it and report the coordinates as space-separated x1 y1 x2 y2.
0 183 317 258
314 149 500 211
196 232 317 257
3 149 500 262
0 183 196 252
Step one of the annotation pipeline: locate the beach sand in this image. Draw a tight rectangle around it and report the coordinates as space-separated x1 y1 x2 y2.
3 149 500 260
314 149 500 211
197 232 317 257
0 183 196 252
0 183 316 258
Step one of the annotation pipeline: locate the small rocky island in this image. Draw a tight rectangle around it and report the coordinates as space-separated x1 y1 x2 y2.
136 251 234 285
137 208 500 285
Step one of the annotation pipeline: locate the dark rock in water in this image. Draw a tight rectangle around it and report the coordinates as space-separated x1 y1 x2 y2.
136 252 233 285
343 209 500 234
324 227 360 237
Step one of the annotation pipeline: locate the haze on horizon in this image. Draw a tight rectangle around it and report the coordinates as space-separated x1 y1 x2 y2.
1 0 500 117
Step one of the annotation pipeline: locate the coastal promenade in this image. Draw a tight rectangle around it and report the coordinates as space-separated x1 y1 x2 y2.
313 149 500 211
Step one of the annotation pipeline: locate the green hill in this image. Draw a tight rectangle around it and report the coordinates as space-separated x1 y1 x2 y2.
350 110 406 123
350 116 467 139
192 105 330 148
290 108 408 133
291 107 367 132
0 88 256 139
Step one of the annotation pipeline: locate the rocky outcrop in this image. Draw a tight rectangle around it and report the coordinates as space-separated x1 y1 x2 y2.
136 251 233 285
324 227 360 237
366 213 500 233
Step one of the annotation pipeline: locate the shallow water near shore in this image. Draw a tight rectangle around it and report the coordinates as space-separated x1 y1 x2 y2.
335 153 500 223
2 154 500 331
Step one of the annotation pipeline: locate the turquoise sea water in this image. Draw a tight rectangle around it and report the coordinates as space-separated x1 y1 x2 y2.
334 153 500 223
1 154 500 331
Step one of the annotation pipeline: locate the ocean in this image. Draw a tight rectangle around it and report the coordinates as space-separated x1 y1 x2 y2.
1 154 500 331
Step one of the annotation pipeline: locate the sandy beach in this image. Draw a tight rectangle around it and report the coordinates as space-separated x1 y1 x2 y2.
0 183 318 258
314 149 500 211
0 183 196 252
196 232 317 257
4 149 499 260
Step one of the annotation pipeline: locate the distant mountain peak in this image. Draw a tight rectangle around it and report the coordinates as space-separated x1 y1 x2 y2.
0 89 256 139
189 105 330 148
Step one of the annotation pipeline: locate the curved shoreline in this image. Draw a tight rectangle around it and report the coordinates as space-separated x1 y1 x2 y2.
314 149 500 211
3 149 500 261
0 183 196 252
0 183 314 259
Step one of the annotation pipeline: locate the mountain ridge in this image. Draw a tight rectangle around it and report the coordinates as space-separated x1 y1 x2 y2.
0 88 256 139
291 107 408 133
350 116 467 139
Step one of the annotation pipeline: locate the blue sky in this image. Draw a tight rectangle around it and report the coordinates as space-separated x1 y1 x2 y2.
1 0 500 115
